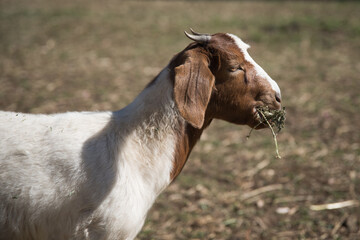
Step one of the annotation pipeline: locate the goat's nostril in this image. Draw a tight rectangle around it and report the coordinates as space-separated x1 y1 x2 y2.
275 92 281 103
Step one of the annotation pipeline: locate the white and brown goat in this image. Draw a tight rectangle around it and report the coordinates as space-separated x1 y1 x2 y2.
0 30 282 240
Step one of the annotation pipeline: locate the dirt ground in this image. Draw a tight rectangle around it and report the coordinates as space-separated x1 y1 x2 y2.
1 1 359 239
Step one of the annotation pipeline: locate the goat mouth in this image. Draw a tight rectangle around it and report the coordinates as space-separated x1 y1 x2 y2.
251 105 279 129
250 107 267 129
251 105 286 132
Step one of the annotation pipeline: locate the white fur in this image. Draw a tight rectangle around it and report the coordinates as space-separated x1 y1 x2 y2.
227 33 281 98
0 68 180 240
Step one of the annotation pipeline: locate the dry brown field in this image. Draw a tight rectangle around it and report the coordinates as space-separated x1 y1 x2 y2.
1 1 359 239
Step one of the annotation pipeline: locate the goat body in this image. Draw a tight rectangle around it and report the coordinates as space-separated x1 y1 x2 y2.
0 68 179 239
0 32 282 240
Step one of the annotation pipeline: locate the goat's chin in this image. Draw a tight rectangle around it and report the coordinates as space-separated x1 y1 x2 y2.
247 107 267 129
247 121 267 129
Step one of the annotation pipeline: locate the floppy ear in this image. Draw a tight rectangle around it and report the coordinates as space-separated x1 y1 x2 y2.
174 53 215 129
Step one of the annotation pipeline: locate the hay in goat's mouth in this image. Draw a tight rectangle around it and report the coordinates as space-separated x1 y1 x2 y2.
247 106 286 158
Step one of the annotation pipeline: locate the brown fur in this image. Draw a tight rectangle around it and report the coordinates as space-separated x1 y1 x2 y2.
169 33 281 181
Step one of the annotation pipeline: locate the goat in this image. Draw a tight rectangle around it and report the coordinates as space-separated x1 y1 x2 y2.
0 30 282 240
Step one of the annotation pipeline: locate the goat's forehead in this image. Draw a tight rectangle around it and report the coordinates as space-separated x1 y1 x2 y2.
225 33 282 96
226 33 250 52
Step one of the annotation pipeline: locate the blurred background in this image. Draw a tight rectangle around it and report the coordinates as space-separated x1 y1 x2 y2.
1 0 359 239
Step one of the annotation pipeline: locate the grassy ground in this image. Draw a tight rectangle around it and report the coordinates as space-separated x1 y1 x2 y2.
1 0 360 239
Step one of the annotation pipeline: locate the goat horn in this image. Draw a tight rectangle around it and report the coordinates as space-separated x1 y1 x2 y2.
184 30 211 43
190 28 210 36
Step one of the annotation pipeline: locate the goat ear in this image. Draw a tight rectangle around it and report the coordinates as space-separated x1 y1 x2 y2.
174 54 215 129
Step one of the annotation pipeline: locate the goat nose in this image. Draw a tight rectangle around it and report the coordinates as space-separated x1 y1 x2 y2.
275 92 281 103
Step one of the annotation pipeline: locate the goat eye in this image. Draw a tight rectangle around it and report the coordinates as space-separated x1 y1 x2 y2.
229 66 244 72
